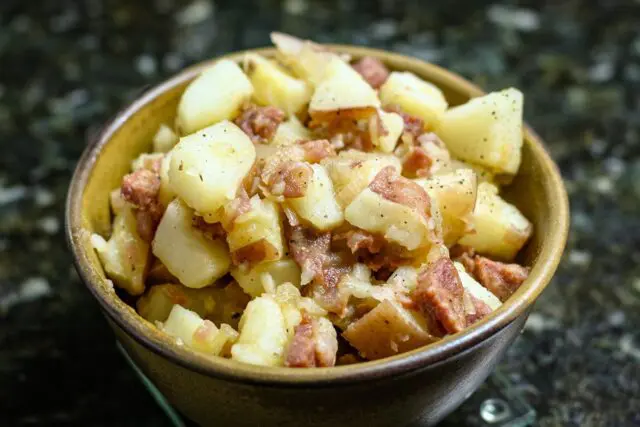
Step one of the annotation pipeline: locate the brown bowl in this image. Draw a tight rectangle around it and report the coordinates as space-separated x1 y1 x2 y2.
66 46 569 427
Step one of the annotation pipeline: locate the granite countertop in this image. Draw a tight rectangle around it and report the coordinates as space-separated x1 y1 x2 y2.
1 0 639 425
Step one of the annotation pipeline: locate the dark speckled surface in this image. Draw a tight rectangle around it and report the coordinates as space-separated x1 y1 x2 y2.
1 0 639 426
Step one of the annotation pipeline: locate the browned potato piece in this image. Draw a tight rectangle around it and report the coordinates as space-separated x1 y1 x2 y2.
342 300 438 360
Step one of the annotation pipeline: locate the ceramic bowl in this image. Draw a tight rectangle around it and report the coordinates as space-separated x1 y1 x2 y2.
66 46 569 427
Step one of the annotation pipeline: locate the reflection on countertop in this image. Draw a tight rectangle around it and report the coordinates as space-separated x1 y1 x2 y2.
0 0 639 425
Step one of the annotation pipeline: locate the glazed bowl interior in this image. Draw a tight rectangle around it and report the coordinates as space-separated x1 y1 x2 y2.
66 46 569 385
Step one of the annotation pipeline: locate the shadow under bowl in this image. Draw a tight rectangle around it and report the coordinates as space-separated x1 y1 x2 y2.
66 46 569 427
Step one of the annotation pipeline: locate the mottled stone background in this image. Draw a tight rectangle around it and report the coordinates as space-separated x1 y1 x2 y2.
0 0 639 426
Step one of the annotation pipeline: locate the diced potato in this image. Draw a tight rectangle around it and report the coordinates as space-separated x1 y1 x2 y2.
137 283 218 323
91 206 149 296
436 88 524 175
192 321 239 357
323 151 401 207
243 53 312 116
176 59 253 135
454 262 502 310
309 58 380 114
270 32 338 86
152 199 231 288
169 121 256 216
271 116 312 146
415 169 478 246
443 159 494 184
231 295 288 366
227 197 285 264
152 124 179 153
131 153 164 172
458 182 532 261
109 188 125 215
205 282 251 329
161 304 204 347
379 72 448 128
343 300 438 360
344 188 436 251
158 152 176 207
287 164 344 231
387 266 419 293
231 258 301 298
374 110 404 153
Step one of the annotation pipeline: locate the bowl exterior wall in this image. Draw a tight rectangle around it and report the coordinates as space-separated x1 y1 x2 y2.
112 313 528 427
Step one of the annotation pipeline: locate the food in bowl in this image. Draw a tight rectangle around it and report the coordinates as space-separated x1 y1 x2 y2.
91 33 532 368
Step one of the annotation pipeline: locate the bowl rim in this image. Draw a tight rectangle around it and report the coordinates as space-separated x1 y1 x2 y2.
66 45 569 386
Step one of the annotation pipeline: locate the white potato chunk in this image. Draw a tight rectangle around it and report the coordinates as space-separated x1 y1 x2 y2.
191 321 239 357
287 164 344 231
158 152 176 207
458 182 532 261
271 116 312 146
227 196 285 265
243 53 312 116
169 121 256 216
152 124 179 153
342 300 438 360
162 304 204 347
92 206 149 296
442 159 495 184
176 59 253 135
415 169 478 246
137 283 218 323
231 295 288 366
387 266 419 293
309 58 380 114
109 188 125 215
323 151 401 208
231 259 301 298
270 32 339 86
344 188 434 251
454 262 502 310
436 88 524 175
131 153 164 172
152 199 231 288
374 110 404 153
379 72 448 128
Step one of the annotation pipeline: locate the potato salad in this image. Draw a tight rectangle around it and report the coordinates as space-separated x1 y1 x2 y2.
92 33 532 367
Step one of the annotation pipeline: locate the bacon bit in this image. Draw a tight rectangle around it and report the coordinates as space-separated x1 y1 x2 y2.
473 257 529 302
285 220 351 315
121 169 161 211
299 139 336 163
231 238 280 266
285 317 317 367
285 313 338 368
414 257 467 334
192 216 226 240
451 245 529 302
221 187 252 231
121 168 164 242
450 244 477 273
286 224 331 285
465 294 492 326
333 229 411 272
384 105 424 140
401 146 433 178
369 166 432 221
266 161 313 198
352 56 390 89
234 103 286 143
